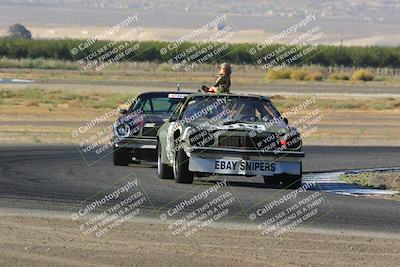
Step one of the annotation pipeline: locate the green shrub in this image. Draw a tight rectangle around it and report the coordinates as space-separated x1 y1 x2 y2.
352 69 374 81
373 75 387 82
266 68 291 80
290 69 308 80
330 73 350 80
304 70 324 81
0 89 17 98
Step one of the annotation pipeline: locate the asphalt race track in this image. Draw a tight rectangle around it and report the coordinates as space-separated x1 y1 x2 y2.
0 145 399 235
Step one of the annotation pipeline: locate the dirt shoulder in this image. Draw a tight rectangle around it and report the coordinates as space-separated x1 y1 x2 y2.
1 211 400 267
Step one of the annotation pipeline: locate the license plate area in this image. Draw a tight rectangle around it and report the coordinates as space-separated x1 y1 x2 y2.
216 159 276 175
189 157 301 176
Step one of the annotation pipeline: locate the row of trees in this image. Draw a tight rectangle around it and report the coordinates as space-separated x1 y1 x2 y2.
0 37 399 68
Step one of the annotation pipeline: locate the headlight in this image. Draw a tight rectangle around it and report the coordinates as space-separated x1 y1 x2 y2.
188 129 214 147
115 123 131 138
283 129 302 149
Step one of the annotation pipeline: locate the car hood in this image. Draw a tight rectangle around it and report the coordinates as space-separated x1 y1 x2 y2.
181 120 301 151
185 120 290 134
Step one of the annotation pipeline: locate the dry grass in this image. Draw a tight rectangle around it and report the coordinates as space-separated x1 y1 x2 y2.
267 68 326 81
266 68 292 80
264 67 389 83
2 88 400 112
290 69 308 81
0 87 135 110
273 95 400 111
0 62 398 87
340 172 400 191
330 73 350 80
304 70 324 81
24 100 40 107
352 69 374 81
0 57 79 70
1 88 400 145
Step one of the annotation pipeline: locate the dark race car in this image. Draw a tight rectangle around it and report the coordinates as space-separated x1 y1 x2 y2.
112 91 190 165
157 93 304 188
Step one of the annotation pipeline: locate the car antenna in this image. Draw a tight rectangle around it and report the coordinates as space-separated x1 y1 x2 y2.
177 83 180 91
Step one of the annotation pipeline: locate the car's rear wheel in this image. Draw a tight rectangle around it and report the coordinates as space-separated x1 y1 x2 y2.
113 146 131 166
157 142 173 179
173 148 194 184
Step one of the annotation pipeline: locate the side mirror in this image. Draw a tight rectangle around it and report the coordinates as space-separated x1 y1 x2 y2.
283 117 289 124
119 109 127 115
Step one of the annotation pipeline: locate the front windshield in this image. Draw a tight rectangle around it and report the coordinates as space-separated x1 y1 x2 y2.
130 95 184 114
181 96 280 124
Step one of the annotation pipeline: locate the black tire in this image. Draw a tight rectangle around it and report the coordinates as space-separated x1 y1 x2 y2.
157 142 173 179
113 146 131 166
263 176 282 188
264 164 302 189
287 163 303 189
283 174 302 189
173 148 194 184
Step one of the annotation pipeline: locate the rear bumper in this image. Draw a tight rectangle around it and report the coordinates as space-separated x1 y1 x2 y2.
113 136 157 150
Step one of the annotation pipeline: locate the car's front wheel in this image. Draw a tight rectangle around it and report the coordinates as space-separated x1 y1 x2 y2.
157 142 173 179
113 146 131 166
173 148 194 184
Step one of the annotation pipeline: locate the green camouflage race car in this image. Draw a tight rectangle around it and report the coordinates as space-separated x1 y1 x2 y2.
156 93 304 188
